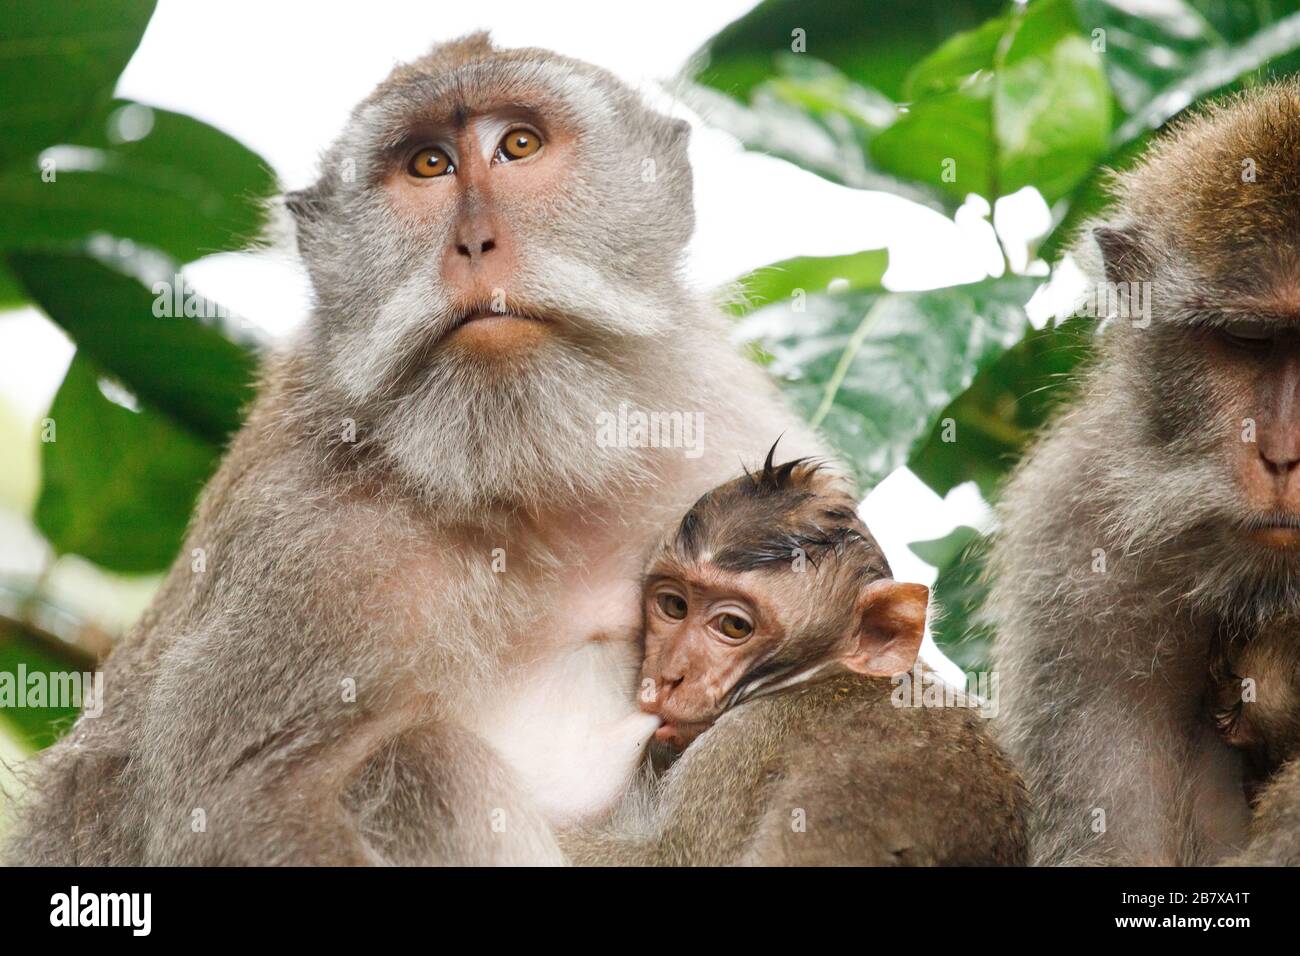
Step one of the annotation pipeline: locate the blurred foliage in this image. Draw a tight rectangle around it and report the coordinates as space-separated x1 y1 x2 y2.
0 0 269 749
6 0 1300 756
702 0 1300 666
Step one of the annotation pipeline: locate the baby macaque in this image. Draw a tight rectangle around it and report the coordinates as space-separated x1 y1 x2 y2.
562 447 1030 865
638 448 929 750
1209 620 1300 803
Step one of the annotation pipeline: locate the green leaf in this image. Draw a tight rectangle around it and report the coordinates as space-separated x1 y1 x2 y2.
730 247 888 316
35 354 219 573
0 100 276 263
735 275 1038 490
0 0 157 169
910 525 992 671
686 67 948 207
7 251 257 444
871 0 1113 204
910 315 1093 498
693 0 1006 103
1074 0 1300 119
1043 4 1300 258
0 258 26 310
0 619 86 751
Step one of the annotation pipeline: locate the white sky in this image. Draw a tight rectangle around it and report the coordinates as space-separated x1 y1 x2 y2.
0 0 1064 676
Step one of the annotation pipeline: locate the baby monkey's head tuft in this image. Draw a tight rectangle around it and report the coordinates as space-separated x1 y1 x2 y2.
671 441 887 579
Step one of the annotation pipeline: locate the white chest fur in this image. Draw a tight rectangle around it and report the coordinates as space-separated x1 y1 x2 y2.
465 526 662 827
471 636 660 827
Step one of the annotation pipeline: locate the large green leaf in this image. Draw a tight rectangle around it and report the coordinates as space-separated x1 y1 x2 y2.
35 354 219 573
1074 0 1300 119
735 275 1039 489
730 247 888 316
0 0 157 169
871 0 1113 205
692 0 1005 102
1043 3 1300 257
910 525 992 671
8 251 257 444
686 60 948 207
0 100 276 263
910 315 1094 498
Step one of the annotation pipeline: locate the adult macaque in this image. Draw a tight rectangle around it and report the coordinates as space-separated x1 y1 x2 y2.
564 452 1030 866
990 84 1300 865
3 35 832 865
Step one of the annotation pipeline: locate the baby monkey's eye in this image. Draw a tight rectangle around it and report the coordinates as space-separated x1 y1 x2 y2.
497 127 542 161
408 146 454 178
657 592 688 620
715 614 753 642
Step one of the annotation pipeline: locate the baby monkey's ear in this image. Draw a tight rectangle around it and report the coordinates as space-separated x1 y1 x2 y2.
841 580 929 677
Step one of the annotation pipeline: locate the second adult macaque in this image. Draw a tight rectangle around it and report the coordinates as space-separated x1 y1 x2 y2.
990 82 1300 865
564 452 1030 866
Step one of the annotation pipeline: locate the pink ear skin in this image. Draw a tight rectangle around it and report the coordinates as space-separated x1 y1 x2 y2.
841 580 929 677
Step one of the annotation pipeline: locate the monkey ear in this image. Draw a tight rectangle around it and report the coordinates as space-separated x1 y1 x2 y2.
1092 223 1146 286
284 184 326 224
284 179 335 226
841 580 929 677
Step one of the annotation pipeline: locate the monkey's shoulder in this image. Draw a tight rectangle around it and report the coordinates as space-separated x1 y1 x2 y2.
722 672 1009 768
712 673 1029 865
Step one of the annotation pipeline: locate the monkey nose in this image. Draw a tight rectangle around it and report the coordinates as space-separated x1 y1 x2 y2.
454 235 497 260
1258 442 1300 479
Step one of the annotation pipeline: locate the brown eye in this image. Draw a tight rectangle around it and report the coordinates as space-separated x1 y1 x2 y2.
656 592 687 620
715 614 753 641
498 127 541 161
408 146 454 178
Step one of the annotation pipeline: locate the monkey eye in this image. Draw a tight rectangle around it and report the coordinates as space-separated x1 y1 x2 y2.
656 592 688 620
408 146 454 178
496 127 542 162
1220 320 1273 350
713 614 754 642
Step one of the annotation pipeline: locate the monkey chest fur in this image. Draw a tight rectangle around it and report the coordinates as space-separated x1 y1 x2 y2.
459 518 662 828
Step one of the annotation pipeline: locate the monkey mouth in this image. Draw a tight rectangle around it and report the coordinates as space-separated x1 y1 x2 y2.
447 302 551 332
1243 513 1300 549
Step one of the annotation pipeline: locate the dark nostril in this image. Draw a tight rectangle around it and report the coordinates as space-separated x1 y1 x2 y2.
455 239 496 259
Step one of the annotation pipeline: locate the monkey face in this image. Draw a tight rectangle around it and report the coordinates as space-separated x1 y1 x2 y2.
1116 313 1300 572
1082 88 1300 584
639 572 781 748
290 36 694 382
639 563 928 750
284 35 707 508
